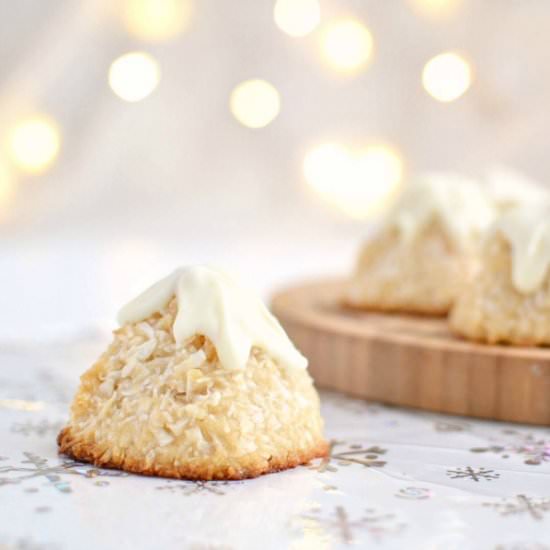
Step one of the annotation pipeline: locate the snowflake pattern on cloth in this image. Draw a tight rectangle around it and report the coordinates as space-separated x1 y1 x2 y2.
0 339 549 549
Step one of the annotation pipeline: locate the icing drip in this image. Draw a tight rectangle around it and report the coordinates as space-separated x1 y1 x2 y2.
118 266 307 370
494 203 550 294
386 173 495 249
485 167 550 212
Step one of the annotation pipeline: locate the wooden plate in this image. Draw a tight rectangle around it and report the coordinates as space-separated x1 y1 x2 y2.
271 278 550 426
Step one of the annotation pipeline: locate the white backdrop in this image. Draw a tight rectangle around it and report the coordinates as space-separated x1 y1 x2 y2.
1 0 550 338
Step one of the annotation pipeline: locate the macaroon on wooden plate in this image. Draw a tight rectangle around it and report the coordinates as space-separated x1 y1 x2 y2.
271 278 550 426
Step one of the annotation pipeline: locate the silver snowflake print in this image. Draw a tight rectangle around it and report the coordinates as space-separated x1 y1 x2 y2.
301 505 406 544
470 430 550 466
311 440 387 473
0 452 126 493
446 466 500 482
156 479 243 496
484 494 550 521
434 420 470 432
11 419 63 438
395 486 433 500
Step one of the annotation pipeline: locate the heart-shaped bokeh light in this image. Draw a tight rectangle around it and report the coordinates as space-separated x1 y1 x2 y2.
303 143 404 219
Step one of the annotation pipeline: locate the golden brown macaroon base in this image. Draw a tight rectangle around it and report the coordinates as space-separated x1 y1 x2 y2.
57 427 328 481
345 220 473 316
450 233 550 346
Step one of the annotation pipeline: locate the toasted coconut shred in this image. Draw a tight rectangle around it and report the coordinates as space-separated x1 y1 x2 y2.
58 298 328 480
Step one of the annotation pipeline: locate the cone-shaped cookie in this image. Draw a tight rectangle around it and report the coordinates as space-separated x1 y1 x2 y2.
345 174 495 315
450 203 550 345
58 266 328 480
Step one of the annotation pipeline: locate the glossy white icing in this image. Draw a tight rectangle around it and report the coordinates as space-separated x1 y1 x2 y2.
494 203 550 294
485 167 550 211
385 173 495 249
118 266 307 370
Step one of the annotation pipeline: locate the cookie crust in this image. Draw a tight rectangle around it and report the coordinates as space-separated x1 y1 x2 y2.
58 427 328 480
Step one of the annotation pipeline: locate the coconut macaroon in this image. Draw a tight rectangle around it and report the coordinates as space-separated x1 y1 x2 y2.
345 174 495 315
450 203 550 345
58 266 328 480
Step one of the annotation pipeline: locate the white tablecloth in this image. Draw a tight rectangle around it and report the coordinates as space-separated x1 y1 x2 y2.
1 333 549 550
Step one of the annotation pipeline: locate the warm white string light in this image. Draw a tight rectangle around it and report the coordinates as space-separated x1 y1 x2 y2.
422 52 472 102
108 52 161 102
274 0 320 37
407 0 462 19
320 18 374 74
229 79 281 129
303 142 403 218
122 0 193 41
0 160 15 218
8 116 61 174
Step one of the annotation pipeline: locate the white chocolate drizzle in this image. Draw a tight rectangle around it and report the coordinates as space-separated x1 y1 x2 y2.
385 173 495 249
485 167 550 212
117 266 307 370
494 203 550 294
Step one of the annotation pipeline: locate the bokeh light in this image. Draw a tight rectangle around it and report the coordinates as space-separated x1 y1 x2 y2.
304 142 403 219
230 79 281 129
321 18 373 74
422 52 472 102
274 0 320 37
8 116 61 174
0 161 15 216
109 52 161 102
407 0 462 19
122 0 193 41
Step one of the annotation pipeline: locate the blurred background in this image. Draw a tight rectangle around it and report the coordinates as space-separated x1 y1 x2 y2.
1 0 549 339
